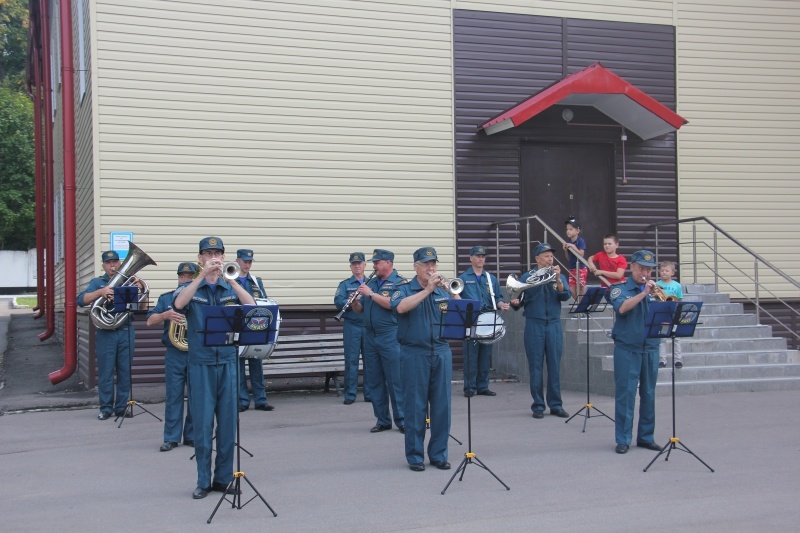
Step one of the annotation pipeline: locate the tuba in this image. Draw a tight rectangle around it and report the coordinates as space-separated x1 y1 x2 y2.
168 312 188 351
506 267 557 301
89 242 157 330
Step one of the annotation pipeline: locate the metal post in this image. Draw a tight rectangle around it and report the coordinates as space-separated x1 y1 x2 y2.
654 227 660 263
495 225 501 281
713 230 719 292
692 222 697 283
754 259 760 323
525 219 531 271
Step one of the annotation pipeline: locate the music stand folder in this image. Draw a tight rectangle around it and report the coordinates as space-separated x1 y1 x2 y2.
643 301 714 473
112 286 162 426
565 286 614 432
202 304 278 523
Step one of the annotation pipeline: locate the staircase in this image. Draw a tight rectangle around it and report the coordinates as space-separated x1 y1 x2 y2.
560 284 800 396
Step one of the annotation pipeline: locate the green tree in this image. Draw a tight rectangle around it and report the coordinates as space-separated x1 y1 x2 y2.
1 0 29 90
0 86 35 250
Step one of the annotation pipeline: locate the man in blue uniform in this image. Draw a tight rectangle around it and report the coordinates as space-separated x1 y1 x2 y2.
510 243 571 419
173 237 255 499
147 262 196 451
352 249 405 433
609 250 662 454
235 248 274 412
334 252 369 405
78 250 134 421
458 245 510 397
392 246 458 472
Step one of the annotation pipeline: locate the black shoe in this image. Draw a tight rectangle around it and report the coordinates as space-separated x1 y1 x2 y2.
532 411 544 419
550 409 569 418
115 411 133 419
343 399 355 405
182 439 194 447
615 444 629 454
238 405 249 412
254 404 274 411
409 463 425 472
397 426 405 434
430 460 451 470
636 441 662 451
370 424 392 433
98 412 111 421
364 397 372 403
463 390 475 398
477 389 497 396
211 481 241 495
160 441 178 452
658 361 667 368
192 486 210 499
675 361 684 369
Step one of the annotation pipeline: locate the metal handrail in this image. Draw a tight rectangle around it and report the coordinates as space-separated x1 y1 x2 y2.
649 217 799 342
489 214 608 287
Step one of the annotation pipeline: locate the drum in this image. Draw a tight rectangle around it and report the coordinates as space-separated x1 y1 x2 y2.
238 298 281 359
474 311 506 345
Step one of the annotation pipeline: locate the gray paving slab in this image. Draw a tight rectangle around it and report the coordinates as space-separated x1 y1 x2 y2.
2 300 800 532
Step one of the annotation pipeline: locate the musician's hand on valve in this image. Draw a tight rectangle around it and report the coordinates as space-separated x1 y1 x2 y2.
101 286 114 300
498 302 510 311
510 298 521 307
165 309 184 323
356 284 372 297
552 265 562 275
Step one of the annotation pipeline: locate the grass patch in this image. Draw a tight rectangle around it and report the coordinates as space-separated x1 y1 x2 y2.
15 297 37 308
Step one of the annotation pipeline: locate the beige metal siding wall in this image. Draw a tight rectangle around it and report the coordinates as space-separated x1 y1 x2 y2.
93 0 454 304
453 0 675 24
676 1 800 297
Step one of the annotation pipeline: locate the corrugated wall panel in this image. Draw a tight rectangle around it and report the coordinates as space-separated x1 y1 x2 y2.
92 0 455 302
455 0 675 25
454 10 679 272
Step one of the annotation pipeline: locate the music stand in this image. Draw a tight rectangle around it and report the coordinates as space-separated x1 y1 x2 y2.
565 286 614 432
642 301 714 473
440 299 510 495
113 286 162 427
202 304 279 523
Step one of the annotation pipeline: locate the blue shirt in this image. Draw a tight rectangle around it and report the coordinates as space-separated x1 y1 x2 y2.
458 268 504 313
236 274 266 299
512 273 570 321
334 275 366 325
610 278 662 352
173 278 242 365
656 279 683 300
363 270 405 334
567 236 587 269
390 278 451 350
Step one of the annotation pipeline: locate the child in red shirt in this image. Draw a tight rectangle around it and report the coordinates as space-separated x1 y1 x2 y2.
587 234 627 289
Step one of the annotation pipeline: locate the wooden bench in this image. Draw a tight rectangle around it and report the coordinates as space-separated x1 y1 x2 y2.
249 333 359 396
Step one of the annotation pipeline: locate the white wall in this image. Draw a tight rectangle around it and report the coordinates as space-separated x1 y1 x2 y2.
0 250 37 290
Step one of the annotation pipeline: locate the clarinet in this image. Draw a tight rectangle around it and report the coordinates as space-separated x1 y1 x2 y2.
334 269 377 322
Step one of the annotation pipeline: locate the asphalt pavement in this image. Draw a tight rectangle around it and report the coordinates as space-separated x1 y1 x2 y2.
1 299 799 532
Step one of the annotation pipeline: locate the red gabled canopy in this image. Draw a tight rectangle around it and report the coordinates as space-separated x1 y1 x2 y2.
479 63 687 140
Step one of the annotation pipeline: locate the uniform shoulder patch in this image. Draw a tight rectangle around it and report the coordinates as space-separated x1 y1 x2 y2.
610 287 622 299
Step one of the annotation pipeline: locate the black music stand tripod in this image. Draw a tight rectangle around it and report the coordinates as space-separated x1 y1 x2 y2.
439 299 509 495
642 301 714 473
565 286 614 432
203 304 278 523
112 286 162 428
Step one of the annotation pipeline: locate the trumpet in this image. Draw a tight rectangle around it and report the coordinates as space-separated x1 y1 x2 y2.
222 261 241 281
433 273 464 295
651 284 677 302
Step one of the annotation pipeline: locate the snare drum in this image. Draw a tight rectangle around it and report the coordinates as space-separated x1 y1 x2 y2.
474 311 506 344
238 298 281 360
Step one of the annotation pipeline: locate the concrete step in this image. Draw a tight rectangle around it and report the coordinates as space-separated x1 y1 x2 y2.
655 376 800 395
683 293 730 304
656 363 800 382
600 349 799 371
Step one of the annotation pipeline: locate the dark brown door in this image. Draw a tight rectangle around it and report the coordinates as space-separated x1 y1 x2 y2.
520 143 615 269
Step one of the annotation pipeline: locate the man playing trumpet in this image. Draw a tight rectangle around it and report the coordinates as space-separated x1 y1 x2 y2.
146 262 197 452
173 237 255 500
391 247 459 472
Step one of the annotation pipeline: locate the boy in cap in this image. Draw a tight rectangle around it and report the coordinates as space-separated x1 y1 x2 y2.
234 249 274 412
392 247 458 471
147 262 197 451
78 250 134 420
334 252 369 404
563 216 587 300
352 249 405 433
510 243 571 419
608 250 662 454
458 245 510 397
173 237 255 499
